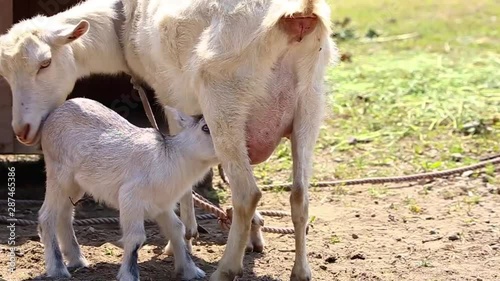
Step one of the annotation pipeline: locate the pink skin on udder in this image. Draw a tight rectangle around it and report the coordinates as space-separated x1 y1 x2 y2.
245 14 318 165
246 62 297 165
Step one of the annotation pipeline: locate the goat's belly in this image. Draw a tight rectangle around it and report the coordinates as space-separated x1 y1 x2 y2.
246 91 295 165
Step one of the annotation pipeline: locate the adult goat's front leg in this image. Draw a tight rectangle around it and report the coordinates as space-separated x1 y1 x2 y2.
198 77 262 281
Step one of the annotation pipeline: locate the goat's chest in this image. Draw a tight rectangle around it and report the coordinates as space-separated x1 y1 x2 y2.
124 21 203 113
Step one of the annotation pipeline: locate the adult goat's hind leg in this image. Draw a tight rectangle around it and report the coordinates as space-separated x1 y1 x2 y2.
289 39 332 281
289 97 320 281
198 75 262 281
38 178 72 278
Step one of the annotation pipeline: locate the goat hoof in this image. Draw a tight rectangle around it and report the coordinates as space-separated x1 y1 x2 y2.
245 240 264 253
177 265 205 280
67 258 89 271
290 264 311 281
246 244 265 253
209 268 242 281
163 242 174 256
245 244 254 253
290 275 311 281
185 228 199 240
246 225 265 253
117 271 140 281
246 231 265 253
165 240 194 256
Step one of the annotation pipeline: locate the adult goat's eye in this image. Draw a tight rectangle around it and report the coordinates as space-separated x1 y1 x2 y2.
40 59 51 70
202 124 210 133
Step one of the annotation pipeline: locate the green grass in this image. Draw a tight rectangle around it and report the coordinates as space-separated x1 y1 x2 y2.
253 0 499 185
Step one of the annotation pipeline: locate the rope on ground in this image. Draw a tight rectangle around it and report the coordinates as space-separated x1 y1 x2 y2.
261 226 294 235
0 215 293 235
0 215 219 227
0 200 291 219
260 156 500 191
192 191 231 229
0 196 293 233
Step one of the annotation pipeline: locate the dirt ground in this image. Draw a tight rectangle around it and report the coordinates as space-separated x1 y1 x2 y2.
1 172 499 281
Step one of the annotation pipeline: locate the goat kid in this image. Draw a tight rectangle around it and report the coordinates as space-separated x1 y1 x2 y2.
38 97 217 281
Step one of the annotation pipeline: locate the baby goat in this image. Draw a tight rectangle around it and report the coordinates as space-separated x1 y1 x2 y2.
37 97 218 281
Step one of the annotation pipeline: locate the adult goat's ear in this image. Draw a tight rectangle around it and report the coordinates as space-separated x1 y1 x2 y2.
164 105 193 129
48 20 90 46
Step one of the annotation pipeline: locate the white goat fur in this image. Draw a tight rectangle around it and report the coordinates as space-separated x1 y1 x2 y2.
0 0 338 280
38 97 217 280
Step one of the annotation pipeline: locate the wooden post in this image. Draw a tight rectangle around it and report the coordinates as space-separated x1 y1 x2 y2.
0 0 14 153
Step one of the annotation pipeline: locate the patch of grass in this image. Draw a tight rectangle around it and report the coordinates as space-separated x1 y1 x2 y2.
328 0 500 53
464 194 481 205
104 248 114 256
368 186 388 198
206 188 229 204
253 0 499 186
485 164 496 177
329 234 342 244
418 185 433 196
409 204 423 214
404 196 423 214
464 218 476 225
331 185 349 195
448 202 464 214
417 259 434 268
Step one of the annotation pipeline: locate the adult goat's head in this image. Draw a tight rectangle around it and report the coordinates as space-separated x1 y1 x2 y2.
0 16 89 145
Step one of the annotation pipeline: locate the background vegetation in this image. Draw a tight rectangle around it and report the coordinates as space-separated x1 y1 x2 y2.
253 0 499 186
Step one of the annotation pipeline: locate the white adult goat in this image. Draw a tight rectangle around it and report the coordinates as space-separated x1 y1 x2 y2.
0 0 338 279
38 97 217 280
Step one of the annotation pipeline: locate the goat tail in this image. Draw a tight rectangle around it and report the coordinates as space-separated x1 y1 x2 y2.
263 0 332 30
281 0 329 17
302 0 317 15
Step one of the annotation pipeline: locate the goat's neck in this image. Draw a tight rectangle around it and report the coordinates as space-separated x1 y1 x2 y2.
54 0 129 78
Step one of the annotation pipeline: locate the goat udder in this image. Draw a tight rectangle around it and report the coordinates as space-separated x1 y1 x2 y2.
246 123 292 165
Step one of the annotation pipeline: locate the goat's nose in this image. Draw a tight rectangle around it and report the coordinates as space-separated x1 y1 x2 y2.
15 123 31 142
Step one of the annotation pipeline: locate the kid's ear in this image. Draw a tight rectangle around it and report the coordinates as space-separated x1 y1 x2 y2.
164 105 194 129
